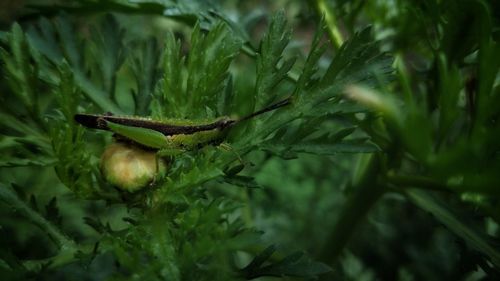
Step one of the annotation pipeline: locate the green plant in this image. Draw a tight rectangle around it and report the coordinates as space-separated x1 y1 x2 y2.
1 0 499 280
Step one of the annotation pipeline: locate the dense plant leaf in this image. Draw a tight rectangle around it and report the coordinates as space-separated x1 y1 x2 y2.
254 10 294 108
2 1 498 280
241 245 332 279
407 190 500 268
152 21 242 118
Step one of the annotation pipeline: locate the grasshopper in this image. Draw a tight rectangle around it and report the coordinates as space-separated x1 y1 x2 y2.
74 97 291 154
74 98 291 191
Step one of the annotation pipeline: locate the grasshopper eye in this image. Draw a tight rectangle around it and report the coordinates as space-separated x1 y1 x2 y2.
100 142 167 192
96 118 108 129
219 117 236 129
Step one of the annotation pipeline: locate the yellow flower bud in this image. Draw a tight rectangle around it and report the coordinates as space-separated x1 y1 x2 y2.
100 142 167 192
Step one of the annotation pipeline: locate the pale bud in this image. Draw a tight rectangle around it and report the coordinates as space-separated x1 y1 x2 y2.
100 142 167 192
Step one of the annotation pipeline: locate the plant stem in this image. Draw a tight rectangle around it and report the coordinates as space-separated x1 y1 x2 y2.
312 0 344 50
319 153 385 267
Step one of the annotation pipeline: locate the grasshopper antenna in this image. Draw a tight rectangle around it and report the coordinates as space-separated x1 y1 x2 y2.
237 96 292 123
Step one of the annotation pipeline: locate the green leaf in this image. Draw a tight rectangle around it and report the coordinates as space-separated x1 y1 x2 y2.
153 21 242 119
241 245 332 279
89 14 127 101
222 162 244 176
84 217 113 234
261 117 378 156
254 10 293 109
186 22 243 116
262 141 379 156
0 183 75 249
129 37 162 115
223 175 261 189
50 64 103 199
0 134 53 169
45 197 62 226
407 189 500 268
439 0 490 64
26 16 123 113
320 27 387 88
245 26 393 147
152 31 185 118
0 23 39 116
436 54 462 139
293 18 327 98
242 245 277 272
0 156 56 167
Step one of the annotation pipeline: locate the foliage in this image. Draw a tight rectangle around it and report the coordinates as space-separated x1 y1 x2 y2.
0 0 499 280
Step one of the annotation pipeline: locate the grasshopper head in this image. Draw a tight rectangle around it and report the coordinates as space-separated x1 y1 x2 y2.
218 117 236 129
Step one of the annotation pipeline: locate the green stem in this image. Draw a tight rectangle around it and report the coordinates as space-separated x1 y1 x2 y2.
312 0 344 50
319 153 385 267
395 52 414 104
